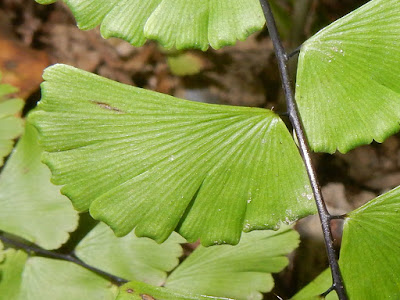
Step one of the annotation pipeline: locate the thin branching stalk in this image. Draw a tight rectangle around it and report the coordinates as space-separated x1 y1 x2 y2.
259 1 348 299
0 234 128 285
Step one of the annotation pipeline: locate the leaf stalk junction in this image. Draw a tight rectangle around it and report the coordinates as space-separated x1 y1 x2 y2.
259 1 348 299
0 233 128 285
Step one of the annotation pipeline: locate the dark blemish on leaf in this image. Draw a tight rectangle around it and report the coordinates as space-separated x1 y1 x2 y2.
91 100 124 113
126 288 134 293
140 294 155 300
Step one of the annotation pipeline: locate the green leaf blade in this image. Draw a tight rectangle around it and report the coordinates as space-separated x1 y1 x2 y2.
0 81 24 167
144 0 209 51
0 249 28 300
207 0 265 49
100 0 161 46
291 268 338 300
18 257 118 300
339 185 400 299
166 227 299 300
31 64 315 246
0 122 79 250
117 281 232 300
293 185 400 299
35 0 265 50
64 0 114 30
75 223 184 285
35 0 57 4
296 0 400 153
0 244 117 300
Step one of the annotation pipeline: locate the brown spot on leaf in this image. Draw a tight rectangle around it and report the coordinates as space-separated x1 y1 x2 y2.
91 100 124 114
141 294 155 300
126 288 134 294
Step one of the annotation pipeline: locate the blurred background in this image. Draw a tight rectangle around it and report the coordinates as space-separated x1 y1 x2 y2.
1 0 398 298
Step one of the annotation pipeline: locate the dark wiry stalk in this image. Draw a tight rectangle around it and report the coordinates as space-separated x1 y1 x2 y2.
259 1 348 299
0 234 128 285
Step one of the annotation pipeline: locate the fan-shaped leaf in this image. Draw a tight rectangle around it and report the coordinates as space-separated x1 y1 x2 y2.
35 0 265 50
0 122 78 250
117 281 232 300
0 248 28 300
166 227 299 300
0 80 24 166
293 185 400 299
17 257 118 300
75 223 184 285
339 185 400 299
31 64 316 246
296 0 400 153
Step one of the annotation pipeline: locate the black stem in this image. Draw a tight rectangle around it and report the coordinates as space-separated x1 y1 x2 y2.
259 1 348 299
0 234 128 285
330 214 348 220
321 285 336 297
287 45 302 58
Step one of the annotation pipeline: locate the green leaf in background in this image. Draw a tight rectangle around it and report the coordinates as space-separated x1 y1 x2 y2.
291 268 337 300
0 248 28 300
17 257 118 300
75 223 184 285
0 122 78 250
293 185 400 299
117 281 232 300
34 0 265 50
0 244 117 300
167 53 204 76
0 79 24 167
296 0 400 153
339 185 400 299
166 227 299 300
30 64 315 246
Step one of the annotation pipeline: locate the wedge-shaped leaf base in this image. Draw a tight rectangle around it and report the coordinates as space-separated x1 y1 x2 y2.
75 223 184 285
0 122 78 250
35 0 265 50
166 227 299 300
292 185 400 299
31 64 315 246
296 0 400 153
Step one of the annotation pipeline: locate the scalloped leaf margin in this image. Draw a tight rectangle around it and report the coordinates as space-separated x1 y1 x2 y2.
0 121 78 250
0 78 24 166
295 0 400 153
166 227 299 300
35 0 265 50
75 223 184 286
30 64 316 247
